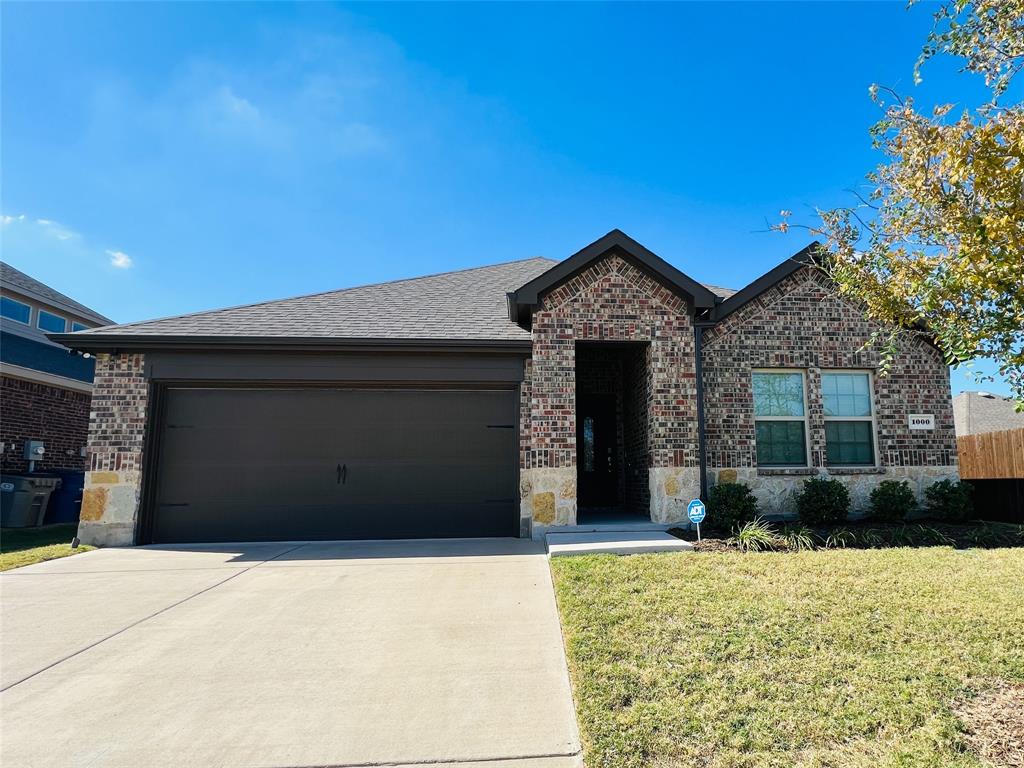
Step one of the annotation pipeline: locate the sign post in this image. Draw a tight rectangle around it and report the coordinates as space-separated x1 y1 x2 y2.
687 498 706 542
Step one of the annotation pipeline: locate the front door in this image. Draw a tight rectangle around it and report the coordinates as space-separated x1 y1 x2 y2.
577 395 618 507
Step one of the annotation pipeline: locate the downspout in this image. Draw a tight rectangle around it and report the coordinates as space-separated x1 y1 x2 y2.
694 323 708 501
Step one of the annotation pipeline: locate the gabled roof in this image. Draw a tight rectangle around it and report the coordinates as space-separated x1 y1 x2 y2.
1 261 114 326
711 242 821 322
507 229 719 327
54 258 557 351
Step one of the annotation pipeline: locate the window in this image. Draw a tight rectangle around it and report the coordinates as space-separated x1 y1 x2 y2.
37 310 66 333
752 371 808 466
822 372 876 466
1 296 31 324
71 322 89 332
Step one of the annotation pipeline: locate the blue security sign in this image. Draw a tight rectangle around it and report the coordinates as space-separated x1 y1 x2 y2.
687 498 706 524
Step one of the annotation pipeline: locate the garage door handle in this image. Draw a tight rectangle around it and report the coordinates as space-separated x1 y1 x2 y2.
337 464 347 485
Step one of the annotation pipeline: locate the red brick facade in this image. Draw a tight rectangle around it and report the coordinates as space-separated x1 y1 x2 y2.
702 267 957 470
0 375 90 473
524 254 698 470
86 353 149 474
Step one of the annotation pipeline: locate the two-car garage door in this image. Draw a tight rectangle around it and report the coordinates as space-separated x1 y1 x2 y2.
149 387 518 543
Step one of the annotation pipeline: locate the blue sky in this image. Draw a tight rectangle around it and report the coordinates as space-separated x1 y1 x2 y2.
0 2 1008 394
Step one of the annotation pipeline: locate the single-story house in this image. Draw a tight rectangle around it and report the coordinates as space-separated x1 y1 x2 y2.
54 230 958 546
1 261 114 476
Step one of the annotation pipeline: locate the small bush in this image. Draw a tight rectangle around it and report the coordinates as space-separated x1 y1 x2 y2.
870 480 918 522
707 482 759 532
780 524 817 551
729 516 780 552
796 477 850 527
923 479 973 522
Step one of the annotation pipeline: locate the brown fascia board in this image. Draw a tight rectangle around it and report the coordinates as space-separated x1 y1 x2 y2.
508 229 719 327
711 242 822 322
46 333 533 355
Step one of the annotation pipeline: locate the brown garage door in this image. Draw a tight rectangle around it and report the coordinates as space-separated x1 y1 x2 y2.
149 387 518 543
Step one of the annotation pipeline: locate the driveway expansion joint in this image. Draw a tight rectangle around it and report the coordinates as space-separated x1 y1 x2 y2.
0 543 309 692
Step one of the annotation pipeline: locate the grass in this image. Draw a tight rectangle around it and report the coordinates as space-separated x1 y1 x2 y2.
551 547 1024 767
0 523 93 571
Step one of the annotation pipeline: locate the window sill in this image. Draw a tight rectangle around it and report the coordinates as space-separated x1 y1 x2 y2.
826 466 886 475
757 468 818 476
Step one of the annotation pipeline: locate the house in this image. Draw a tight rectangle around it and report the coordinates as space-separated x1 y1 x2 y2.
52 230 958 546
1 262 114 477
953 391 1024 436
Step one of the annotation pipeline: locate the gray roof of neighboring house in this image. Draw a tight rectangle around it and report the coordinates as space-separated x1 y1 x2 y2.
1 261 114 326
60 255 737 346
953 391 1024 436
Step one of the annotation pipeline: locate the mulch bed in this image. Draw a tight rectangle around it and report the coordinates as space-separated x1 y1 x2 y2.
666 521 1023 552
955 681 1024 768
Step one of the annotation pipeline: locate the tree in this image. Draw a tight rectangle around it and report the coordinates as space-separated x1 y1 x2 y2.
775 0 1024 405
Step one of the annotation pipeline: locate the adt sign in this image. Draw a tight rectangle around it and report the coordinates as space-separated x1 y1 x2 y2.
687 498 706 525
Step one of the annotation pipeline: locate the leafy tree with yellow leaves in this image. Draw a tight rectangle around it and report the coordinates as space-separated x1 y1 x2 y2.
777 0 1023 405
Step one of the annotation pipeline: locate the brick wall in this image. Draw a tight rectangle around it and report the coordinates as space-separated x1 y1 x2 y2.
0 375 91 473
521 253 699 527
702 266 957 513
78 353 149 546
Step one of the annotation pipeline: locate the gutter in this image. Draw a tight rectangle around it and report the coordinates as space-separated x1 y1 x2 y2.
46 334 534 355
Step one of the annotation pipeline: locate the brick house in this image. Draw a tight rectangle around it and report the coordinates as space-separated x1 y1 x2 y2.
54 230 957 546
1 262 113 477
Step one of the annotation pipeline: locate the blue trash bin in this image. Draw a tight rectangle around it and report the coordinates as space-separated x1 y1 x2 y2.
43 470 85 524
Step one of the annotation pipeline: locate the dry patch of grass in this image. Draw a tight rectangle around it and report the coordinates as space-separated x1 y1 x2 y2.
0 524 93 571
955 681 1024 768
551 548 1024 768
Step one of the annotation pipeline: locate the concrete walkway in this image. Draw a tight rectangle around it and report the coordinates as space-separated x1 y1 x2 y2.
1 539 581 768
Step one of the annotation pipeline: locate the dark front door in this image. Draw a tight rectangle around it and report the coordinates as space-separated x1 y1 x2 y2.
149 387 518 543
577 395 618 507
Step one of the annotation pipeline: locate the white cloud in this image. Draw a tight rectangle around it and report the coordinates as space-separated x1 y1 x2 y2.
1 213 26 225
35 218 79 241
107 250 134 269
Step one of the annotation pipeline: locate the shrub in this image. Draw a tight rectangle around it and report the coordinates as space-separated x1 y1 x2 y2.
729 517 780 552
869 480 918 522
923 479 973 522
707 482 759 532
824 527 857 549
795 477 850 527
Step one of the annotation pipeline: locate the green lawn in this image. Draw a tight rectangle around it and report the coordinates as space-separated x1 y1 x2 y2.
551 548 1024 768
0 524 93 571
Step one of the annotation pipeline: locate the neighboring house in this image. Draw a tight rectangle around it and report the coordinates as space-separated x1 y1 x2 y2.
53 230 958 546
953 391 1024 436
1 262 114 475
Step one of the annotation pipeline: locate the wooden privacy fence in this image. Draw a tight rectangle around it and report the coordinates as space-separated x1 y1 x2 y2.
957 427 1024 479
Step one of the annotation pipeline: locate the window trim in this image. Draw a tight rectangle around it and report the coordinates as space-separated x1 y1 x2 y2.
752 368 811 468
821 369 880 468
1 296 32 325
71 321 90 332
36 309 67 334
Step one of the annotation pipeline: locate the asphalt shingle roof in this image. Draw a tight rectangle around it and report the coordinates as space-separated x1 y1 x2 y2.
70 257 735 343
953 391 1024 436
1 262 114 325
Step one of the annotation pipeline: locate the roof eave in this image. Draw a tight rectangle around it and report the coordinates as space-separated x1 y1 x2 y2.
508 229 718 329
711 242 822 322
47 333 534 355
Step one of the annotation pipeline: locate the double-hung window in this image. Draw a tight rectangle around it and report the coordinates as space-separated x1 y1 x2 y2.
822 371 876 466
752 370 808 466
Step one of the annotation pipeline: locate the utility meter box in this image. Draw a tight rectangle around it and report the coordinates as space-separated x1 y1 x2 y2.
24 440 46 460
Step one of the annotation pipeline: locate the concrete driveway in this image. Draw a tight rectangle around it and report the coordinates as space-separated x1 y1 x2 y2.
1 539 581 768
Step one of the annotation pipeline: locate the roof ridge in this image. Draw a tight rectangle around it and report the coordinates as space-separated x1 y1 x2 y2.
79 256 558 334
